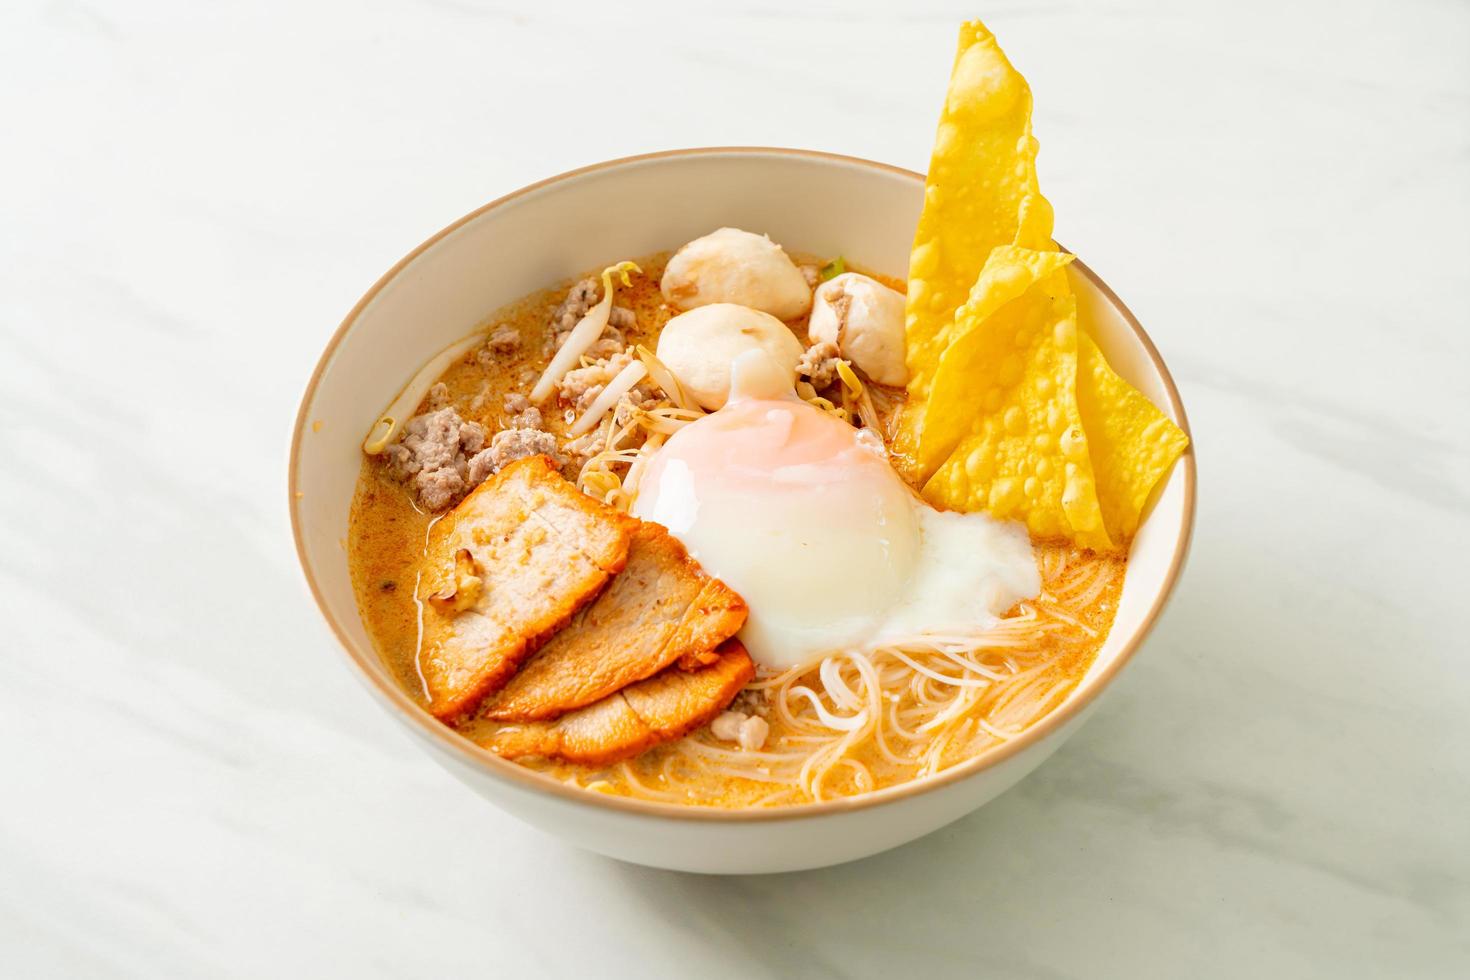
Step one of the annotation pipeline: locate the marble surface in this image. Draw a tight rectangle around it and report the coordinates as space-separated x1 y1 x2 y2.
3 0 1468 975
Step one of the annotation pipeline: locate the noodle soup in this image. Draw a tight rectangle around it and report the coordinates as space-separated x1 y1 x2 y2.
348 249 1124 807
343 22 1187 817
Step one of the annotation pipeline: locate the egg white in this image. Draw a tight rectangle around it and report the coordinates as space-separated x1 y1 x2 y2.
633 355 1039 670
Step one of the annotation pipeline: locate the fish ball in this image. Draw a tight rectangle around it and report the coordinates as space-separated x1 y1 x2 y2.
656 303 804 410
661 227 812 320
808 272 908 386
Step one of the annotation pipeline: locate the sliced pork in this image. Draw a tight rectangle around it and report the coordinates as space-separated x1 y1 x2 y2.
471 640 756 765
480 522 747 722
417 456 635 721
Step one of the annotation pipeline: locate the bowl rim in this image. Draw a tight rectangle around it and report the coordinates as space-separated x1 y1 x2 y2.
289 146 1196 823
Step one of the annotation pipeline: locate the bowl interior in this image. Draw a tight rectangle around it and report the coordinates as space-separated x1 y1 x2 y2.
291 148 1193 811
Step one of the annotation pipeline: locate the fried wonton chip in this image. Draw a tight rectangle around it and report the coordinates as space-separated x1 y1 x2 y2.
893 20 1185 553
905 20 1055 404
1075 332 1190 543
916 247 1113 553
897 246 1076 482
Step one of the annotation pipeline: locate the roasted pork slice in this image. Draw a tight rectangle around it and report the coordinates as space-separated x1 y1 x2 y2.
469 639 756 766
675 648 721 671
479 522 748 722
418 456 635 721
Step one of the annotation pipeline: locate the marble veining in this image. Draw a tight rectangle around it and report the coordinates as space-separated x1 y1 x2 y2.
2 0 1467 976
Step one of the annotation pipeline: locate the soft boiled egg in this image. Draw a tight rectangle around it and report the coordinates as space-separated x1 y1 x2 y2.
632 350 1041 670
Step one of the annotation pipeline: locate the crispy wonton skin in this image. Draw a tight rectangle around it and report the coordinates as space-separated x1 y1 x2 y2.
1075 332 1190 543
479 521 748 722
897 246 1076 484
417 456 635 721
894 20 1187 552
916 247 1113 552
905 20 1054 406
470 639 756 766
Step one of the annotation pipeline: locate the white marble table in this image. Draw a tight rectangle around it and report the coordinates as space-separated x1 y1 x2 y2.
3 0 1467 975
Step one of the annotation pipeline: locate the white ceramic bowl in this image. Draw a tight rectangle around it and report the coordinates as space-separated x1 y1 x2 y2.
290 148 1195 874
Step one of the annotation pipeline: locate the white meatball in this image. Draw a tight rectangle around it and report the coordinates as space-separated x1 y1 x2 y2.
656 303 804 410
661 227 813 320
808 272 908 387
